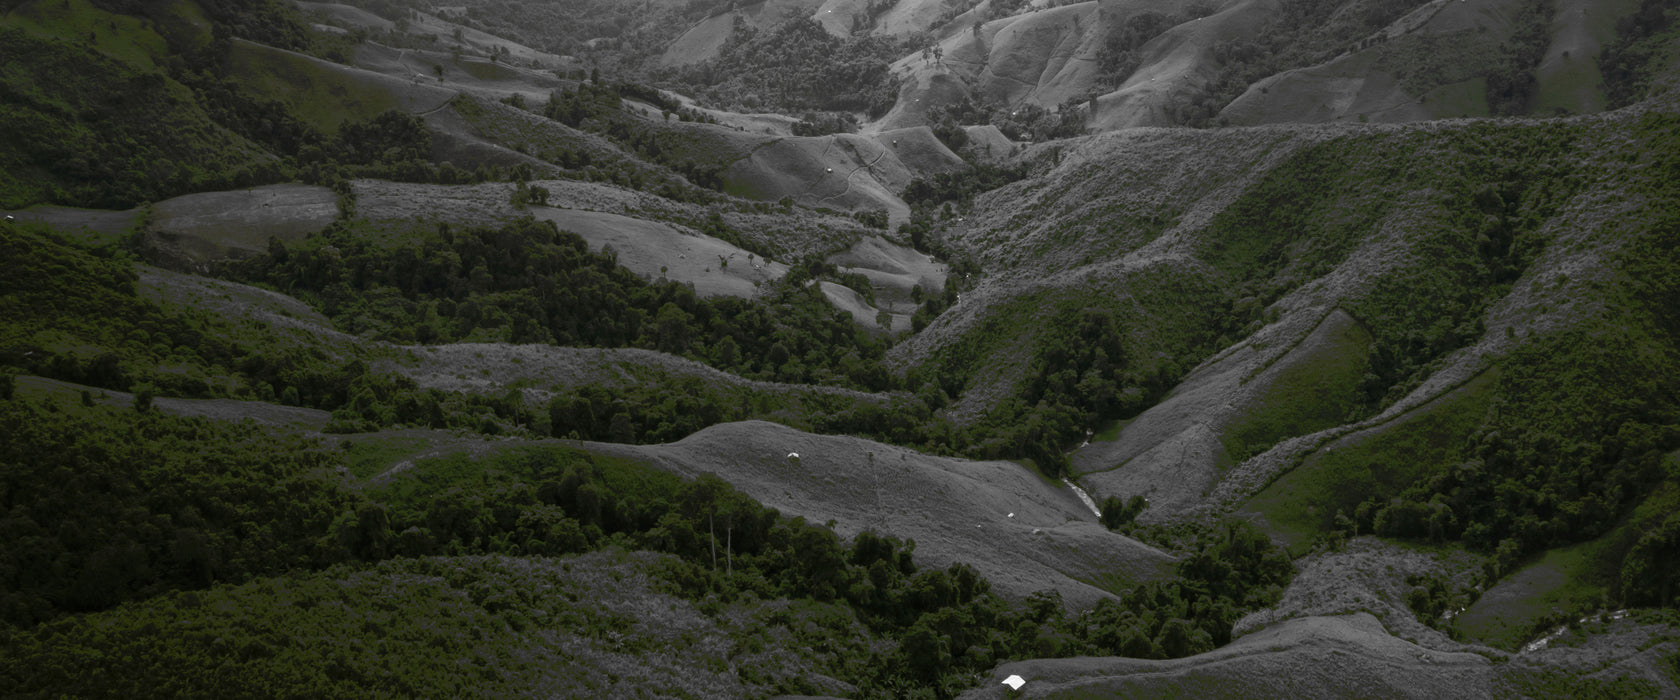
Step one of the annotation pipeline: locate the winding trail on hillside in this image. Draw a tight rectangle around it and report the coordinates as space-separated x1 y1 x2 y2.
374 44 458 115
815 140 892 206
412 98 456 116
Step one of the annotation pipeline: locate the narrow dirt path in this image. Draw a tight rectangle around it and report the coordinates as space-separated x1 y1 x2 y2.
816 140 891 206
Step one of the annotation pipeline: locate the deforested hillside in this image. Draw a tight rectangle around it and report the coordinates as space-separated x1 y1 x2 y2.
294 0 1677 142
908 99 1680 486
887 94 1680 656
6 0 1680 697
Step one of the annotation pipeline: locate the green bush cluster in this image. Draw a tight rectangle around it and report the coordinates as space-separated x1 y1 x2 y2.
1601 0 1680 108
903 162 1029 214
225 217 896 391
0 222 549 436
0 406 1299 697
0 26 276 209
962 307 1148 476
0 399 350 627
1338 202 1680 599
453 95 716 203
1 222 255 397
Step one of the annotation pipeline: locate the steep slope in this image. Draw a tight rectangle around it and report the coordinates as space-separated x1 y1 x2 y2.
814 0 872 36
141 184 339 269
875 0 968 37
659 10 739 67
659 0 827 66
862 0 1655 134
1530 0 1644 114
530 208 788 298
1073 307 1374 518
228 38 454 131
828 235 949 310
898 101 1680 537
974 1 1102 109
581 420 1177 607
0 9 273 209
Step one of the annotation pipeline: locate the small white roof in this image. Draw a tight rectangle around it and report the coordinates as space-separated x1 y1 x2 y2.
1003 674 1026 690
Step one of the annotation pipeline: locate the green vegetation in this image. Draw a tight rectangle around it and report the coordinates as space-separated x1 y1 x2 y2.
1220 311 1374 464
1187 0 1552 123
0 398 350 626
1201 122 1575 416
1454 463 1680 648
1601 0 1680 108
451 94 712 202
0 551 905 698
1064 520 1294 659
0 24 273 208
1244 370 1498 550
1482 0 1552 116
1 220 559 435
6 2 1680 692
1456 539 1614 649
930 96 1087 142
1100 494 1149 530
1335 168 1680 593
329 0 711 70
1 220 268 397
0 397 1297 697
0 0 736 213
535 80 739 196
1367 0 1553 117
0 0 443 210
903 162 1029 215
224 216 896 391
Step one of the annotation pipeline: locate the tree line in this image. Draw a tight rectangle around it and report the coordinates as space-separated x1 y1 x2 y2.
0 392 1298 697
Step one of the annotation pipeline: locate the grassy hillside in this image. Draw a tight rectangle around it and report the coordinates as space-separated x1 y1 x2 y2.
1240 370 1499 551
0 24 274 208
226 37 451 131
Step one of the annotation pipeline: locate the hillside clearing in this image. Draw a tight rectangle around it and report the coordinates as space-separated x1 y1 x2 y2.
573 421 1177 608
